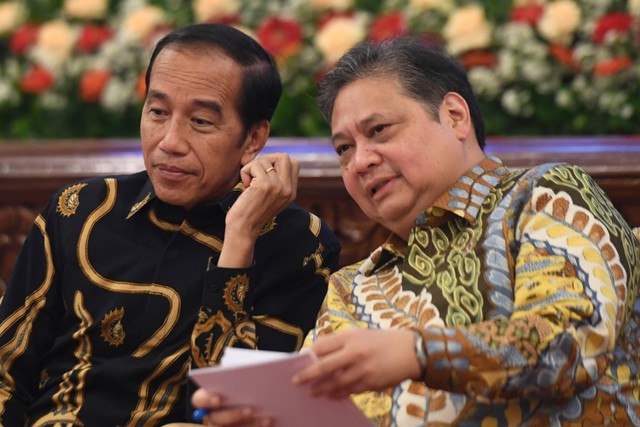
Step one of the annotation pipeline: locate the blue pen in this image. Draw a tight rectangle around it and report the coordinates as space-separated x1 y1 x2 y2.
192 408 210 422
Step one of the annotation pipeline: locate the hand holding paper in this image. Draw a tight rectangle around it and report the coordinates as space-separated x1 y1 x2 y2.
188 348 372 427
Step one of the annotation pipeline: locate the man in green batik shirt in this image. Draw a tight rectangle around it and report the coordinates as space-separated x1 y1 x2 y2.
193 37 640 427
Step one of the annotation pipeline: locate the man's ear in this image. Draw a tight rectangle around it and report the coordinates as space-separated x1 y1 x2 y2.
441 92 472 141
240 120 270 165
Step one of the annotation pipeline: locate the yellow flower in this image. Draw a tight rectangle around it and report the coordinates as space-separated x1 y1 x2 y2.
63 0 108 20
122 5 167 41
0 1 26 35
443 5 492 55
537 0 581 44
315 15 366 65
192 0 240 23
628 0 640 16
34 20 77 69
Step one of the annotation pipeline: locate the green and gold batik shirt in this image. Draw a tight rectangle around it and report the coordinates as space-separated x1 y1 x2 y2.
308 155 640 426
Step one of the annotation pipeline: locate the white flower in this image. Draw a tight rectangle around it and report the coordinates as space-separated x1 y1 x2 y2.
537 0 581 44
32 20 78 70
315 15 366 65
468 67 502 98
443 5 493 55
192 0 241 22
121 5 166 42
0 78 18 104
0 1 26 35
63 0 109 20
555 88 573 108
101 77 135 111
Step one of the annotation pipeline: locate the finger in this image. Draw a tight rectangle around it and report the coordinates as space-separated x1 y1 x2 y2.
191 388 222 409
205 406 254 425
293 346 350 385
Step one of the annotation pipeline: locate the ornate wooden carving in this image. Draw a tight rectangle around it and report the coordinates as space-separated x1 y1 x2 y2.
1 137 639 291
0 206 36 290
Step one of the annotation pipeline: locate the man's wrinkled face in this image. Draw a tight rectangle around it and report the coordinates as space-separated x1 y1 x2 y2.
331 76 467 238
140 46 256 209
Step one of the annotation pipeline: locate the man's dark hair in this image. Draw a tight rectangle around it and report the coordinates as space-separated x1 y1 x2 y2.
145 23 282 133
317 37 486 149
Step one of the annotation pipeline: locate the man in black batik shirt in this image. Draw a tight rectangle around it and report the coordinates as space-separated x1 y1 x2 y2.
0 24 340 426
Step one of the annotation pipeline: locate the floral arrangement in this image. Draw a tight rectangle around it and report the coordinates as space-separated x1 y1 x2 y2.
0 0 639 139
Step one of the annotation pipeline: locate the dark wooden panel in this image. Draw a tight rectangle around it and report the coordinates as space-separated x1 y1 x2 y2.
1 136 639 287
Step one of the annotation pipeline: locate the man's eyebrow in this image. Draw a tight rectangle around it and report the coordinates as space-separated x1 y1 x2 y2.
193 99 223 117
146 90 223 117
331 113 384 144
146 89 167 102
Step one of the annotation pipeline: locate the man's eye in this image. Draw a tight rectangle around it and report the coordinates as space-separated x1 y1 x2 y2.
193 117 212 126
335 144 351 155
371 124 386 135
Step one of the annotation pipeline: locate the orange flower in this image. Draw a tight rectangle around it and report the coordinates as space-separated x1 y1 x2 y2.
77 24 113 53
19 65 54 93
136 70 147 100
257 17 302 60
10 24 39 55
369 12 407 41
79 69 111 102
549 43 579 71
593 56 632 75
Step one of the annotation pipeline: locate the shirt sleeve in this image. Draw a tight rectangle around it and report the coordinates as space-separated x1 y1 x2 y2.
0 202 62 424
416 165 640 401
191 211 340 367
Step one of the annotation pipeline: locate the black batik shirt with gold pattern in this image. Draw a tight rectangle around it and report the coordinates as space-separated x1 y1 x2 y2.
0 171 340 426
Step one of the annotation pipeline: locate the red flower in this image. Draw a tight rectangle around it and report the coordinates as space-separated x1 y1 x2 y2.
257 17 303 60
369 12 407 41
510 5 544 25
79 69 112 102
549 43 579 71
77 25 114 53
207 15 241 26
593 56 633 75
460 50 497 69
593 12 633 44
10 24 40 55
20 65 55 94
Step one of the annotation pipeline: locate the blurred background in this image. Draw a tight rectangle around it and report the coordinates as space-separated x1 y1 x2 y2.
0 0 639 140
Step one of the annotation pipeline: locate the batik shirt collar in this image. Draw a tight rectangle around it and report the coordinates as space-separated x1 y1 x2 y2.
368 155 508 274
125 178 246 219
415 154 508 226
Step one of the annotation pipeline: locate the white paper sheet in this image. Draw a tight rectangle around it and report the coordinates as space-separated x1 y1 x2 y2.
188 348 373 427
